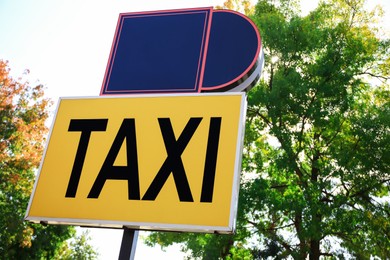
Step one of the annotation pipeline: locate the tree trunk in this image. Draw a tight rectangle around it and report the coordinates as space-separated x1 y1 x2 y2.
309 239 321 260
309 136 321 260
220 238 234 259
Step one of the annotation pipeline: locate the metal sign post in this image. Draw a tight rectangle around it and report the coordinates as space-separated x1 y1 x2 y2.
119 228 139 260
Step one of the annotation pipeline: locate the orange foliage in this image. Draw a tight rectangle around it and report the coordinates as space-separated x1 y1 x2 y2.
216 0 254 15
0 60 50 171
0 59 51 249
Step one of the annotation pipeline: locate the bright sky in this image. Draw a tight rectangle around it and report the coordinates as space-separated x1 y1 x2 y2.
0 0 388 259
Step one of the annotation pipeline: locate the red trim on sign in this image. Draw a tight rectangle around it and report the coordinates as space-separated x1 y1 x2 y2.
197 8 213 93
100 14 124 96
200 9 262 91
118 7 213 17
101 7 213 95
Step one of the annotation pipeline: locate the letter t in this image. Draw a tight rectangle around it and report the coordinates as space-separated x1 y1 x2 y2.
65 119 108 197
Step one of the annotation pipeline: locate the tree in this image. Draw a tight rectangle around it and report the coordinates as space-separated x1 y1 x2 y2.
0 60 98 259
57 230 99 260
145 0 390 259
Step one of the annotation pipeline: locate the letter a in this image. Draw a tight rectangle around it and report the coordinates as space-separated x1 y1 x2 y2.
88 119 140 200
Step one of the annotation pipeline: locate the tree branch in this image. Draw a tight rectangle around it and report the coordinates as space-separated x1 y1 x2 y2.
358 71 390 82
247 107 272 127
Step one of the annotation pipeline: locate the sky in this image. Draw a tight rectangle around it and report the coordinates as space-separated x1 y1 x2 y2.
0 0 388 259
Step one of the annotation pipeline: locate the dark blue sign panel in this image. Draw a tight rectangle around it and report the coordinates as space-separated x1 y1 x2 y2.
101 7 263 95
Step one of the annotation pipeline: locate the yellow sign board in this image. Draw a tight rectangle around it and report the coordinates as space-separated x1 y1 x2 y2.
26 93 246 233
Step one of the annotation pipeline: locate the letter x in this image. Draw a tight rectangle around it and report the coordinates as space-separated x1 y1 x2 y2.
142 117 202 202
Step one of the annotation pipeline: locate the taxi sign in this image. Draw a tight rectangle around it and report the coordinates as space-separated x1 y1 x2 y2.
101 7 263 94
26 93 246 233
